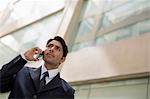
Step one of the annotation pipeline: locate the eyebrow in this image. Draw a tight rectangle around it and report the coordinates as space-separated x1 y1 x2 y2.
48 43 62 50
56 45 61 49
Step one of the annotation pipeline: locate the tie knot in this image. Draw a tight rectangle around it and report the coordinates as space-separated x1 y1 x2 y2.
43 71 49 78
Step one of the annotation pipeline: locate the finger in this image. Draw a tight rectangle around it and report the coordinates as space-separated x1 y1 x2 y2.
33 47 42 54
33 47 40 51
32 55 39 61
33 58 39 61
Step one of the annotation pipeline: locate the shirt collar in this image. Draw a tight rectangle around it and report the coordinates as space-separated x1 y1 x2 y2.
41 65 59 79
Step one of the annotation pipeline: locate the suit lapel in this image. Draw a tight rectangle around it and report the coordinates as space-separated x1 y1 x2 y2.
29 67 41 91
38 73 62 93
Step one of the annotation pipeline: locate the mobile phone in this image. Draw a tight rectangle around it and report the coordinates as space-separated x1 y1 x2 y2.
34 51 44 59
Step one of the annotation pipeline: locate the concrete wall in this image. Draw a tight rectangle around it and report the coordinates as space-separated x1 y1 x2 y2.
61 33 150 82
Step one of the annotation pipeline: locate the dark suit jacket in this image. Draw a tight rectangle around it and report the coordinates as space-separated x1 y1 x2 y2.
0 55 75 99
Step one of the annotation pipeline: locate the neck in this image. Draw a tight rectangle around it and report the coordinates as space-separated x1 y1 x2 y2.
44 63 58 70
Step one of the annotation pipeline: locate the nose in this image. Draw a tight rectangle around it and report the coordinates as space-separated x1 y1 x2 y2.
49 46 55 52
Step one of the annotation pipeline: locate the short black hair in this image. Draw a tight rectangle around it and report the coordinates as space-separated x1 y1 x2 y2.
46 36 68 57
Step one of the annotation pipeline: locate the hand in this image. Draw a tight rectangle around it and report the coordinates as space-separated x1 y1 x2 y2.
24 47 43 61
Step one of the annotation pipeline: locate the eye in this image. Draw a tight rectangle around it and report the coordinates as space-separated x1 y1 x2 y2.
56 46 61 51
47 44 53 48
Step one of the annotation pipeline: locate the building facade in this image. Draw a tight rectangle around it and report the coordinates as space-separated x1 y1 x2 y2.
0 0 150 99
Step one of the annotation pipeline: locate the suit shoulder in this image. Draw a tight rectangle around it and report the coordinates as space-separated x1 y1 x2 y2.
19 66 37 73
61 79 75 95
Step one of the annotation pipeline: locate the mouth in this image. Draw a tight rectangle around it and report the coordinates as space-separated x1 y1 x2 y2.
45 53 54 57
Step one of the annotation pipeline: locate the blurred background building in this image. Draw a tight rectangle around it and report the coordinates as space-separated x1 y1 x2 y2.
0 0 149 99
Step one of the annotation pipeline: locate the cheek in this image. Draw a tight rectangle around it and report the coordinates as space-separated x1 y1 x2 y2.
56 53 63 60
56 51 63 57
56 54 63 59
44 50 48 54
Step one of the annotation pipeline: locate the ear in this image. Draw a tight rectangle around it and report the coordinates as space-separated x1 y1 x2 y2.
60 57 66 64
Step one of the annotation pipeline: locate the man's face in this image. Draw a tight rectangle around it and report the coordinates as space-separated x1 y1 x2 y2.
43 40 65 67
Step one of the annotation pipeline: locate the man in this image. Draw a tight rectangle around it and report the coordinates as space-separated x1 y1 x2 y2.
0 36 75 98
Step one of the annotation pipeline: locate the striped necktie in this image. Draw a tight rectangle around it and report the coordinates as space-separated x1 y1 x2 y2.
39 71 49 90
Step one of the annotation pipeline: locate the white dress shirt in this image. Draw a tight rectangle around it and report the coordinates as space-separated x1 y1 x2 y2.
40 65 59 84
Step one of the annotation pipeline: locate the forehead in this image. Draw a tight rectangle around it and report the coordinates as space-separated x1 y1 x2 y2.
47 40 63 48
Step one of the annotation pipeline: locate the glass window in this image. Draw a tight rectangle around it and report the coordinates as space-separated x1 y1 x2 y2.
96 36 106 45
72 40 95 52
0 0 65 26
96 26 132 45
0 41 17 66
131 19 150 37
1 35 20 52
71 0 103 51
111 0 131 9
101 0 150 29
74 16 96 43
139 19 150 34
83 0 102 17
78 17 95 35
